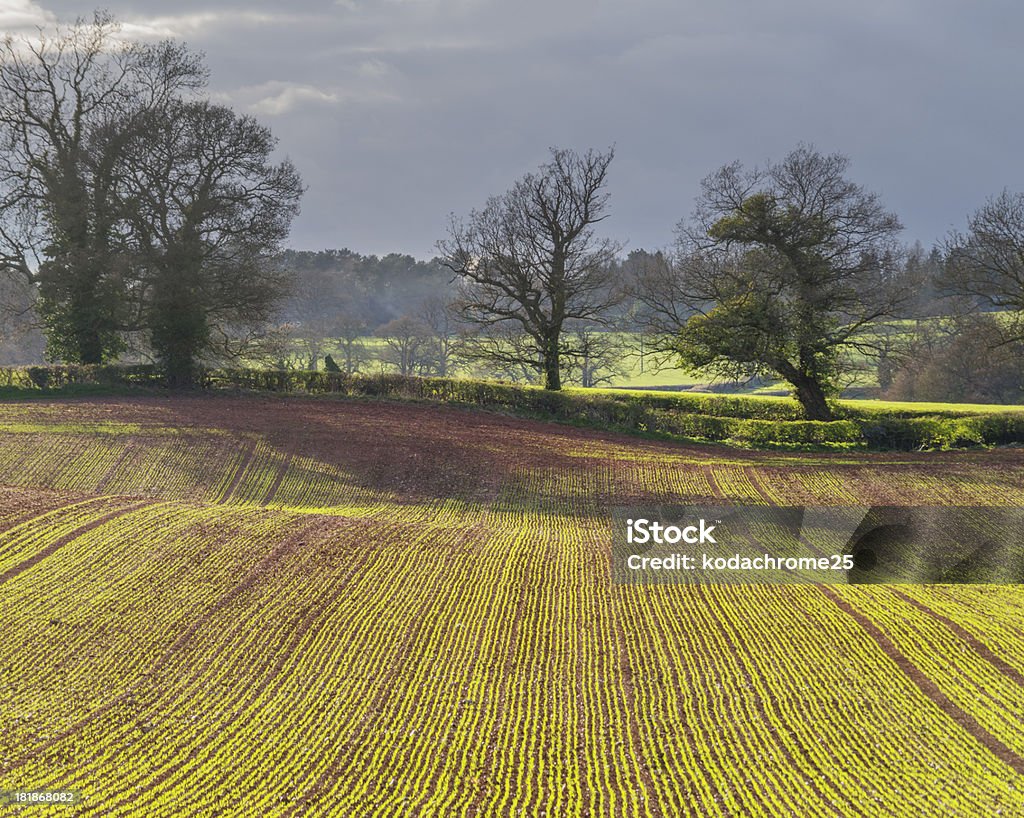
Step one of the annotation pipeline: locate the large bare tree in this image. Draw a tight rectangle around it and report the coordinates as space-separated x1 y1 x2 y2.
438 147 621 390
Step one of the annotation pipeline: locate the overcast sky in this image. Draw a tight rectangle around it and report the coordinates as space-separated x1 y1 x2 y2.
5 0 1023 259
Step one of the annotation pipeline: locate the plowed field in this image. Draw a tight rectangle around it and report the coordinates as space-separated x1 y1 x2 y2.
1 395 1023 816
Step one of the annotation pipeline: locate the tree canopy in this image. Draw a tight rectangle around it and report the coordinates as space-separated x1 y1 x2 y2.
0 12 207 363
0 13 302 382
656 145 906 419
944 189 1024 342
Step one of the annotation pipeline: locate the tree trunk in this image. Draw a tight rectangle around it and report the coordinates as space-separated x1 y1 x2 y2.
67 265 102 362
151 253 206 389
71 303 106 365
792 375 832 421
542 333 561 390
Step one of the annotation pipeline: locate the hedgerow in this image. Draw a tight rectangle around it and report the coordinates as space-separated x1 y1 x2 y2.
161 368 1024 450
2 365 1022 450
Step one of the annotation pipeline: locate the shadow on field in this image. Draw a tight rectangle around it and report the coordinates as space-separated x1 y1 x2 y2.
150 394 626 506
10 394 1024 511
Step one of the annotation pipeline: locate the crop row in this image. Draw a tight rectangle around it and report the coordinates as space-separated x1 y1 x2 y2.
0 502 302 762
0 431 395 514
904 587 1024 665
615 582 1024 815
4 413 1024 516
0 496 133 575
3 499 1023 815
834 586 1024 759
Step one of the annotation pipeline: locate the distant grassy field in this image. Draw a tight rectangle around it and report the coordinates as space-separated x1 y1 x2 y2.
838 397 1024 415
311 332 856 393
608 360 704 389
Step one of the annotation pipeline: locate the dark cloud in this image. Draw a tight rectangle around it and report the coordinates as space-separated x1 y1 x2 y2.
14 1 1024 257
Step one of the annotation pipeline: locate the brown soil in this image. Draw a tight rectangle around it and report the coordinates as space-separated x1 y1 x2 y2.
6 393 1024 506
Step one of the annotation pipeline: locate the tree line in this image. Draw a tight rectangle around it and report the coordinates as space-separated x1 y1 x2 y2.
0 13 302 386
3 14 1023 416
432 146 1024 419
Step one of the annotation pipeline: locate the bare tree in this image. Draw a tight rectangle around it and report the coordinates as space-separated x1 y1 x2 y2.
456 322 540 383
438 147 621 390
291 316 334 370
281 260 350 371
655 145 906 420
418 293 460 377
945 190 1024 342
333 310 369 375
622 248 700 376
888 314 1024 403
377 315 433 377
562 323 627 387
0 272 44 363
625 249 691 348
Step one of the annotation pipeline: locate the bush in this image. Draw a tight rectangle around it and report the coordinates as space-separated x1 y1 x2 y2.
859 416 994 450
26 366 51 389
3 364 163 390
594 390 808 421
727 419 862 447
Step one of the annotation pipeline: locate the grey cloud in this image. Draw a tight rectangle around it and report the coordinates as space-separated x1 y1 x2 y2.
0 0 55 31
13 1 1024 257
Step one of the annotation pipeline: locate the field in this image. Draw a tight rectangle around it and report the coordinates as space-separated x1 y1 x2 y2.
1 394 1024 815
313 329 897 392
313 333 708 390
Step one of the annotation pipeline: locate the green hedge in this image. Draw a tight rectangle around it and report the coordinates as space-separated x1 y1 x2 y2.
203 371 1024 449
859 414 1024 450
2 365 1022 450
598 390 808 421
0 364 163 390
728 418 863 447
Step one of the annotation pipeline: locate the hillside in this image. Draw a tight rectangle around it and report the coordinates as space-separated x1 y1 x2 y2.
1 395 1023 815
